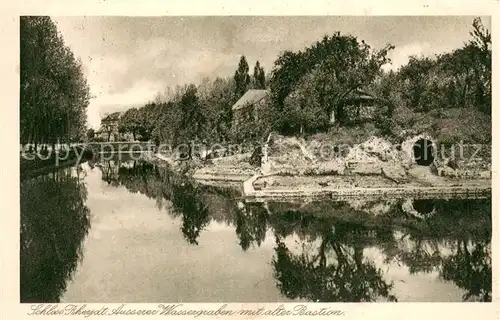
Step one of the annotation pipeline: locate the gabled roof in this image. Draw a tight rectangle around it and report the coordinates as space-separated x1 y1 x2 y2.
232 89 270 111
101 111 123 122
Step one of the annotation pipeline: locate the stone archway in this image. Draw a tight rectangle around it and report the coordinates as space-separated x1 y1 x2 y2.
413 138 435 166
401 134 437 168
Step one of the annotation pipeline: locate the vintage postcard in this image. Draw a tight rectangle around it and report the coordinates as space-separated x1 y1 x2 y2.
1 1 498 319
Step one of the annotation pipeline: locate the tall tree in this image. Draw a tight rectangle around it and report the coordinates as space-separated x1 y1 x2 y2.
270 50 308 112
118 108 143 141
177 84 206 148
234 56 251 97
198 77 237 143
253 61 266 89
20 16 91 147
274 33 393 132
468 17 491 114
151 101 181 146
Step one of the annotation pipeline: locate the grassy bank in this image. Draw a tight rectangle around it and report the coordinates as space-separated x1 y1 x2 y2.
301 106 491 147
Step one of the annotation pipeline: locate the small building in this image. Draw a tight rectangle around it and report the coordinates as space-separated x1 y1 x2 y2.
97 112 122 142
331 89 380 125
232 89 270 128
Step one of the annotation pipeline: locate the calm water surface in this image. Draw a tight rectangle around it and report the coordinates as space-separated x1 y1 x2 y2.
20 155 492 303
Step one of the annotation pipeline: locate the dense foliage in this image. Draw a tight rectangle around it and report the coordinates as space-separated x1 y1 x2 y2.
20 16 490 150
114 77 238 146
102 17 491 147
105 57 270 147
398 18 491 114
20 16 91 148
252 61 266 89
271 33 394 133
234 56 251 97
371 17 491 142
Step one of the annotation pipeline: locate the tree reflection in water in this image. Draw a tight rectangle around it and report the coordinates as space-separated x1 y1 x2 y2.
170 182 210 245
20 167 91 302
235 203 269 251
270 211 398 302
95 157 491 302
98 158 211 245
398 198 492 302
254 198 491 302
441 240 491 302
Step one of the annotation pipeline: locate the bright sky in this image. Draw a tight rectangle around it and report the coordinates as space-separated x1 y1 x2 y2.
51 16 490 129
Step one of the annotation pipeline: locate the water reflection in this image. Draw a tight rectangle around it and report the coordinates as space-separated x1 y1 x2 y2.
396 198 492 301
271 217 397 302
94 156 216 245
171 182 211 245
441 240 491 301
92 157 491 302
21 156 491 302
235 202 268 251
20 167 91 302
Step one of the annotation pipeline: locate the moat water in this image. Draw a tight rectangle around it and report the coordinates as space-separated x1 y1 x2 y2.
20 154 492 303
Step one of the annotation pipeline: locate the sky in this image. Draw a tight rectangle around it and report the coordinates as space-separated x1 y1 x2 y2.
51 16 491 129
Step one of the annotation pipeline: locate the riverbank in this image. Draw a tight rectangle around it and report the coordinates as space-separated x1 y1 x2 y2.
151 132 491 200
20 147 93 181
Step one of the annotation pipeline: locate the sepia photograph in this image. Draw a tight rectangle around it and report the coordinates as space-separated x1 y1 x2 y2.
19 15 492 305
